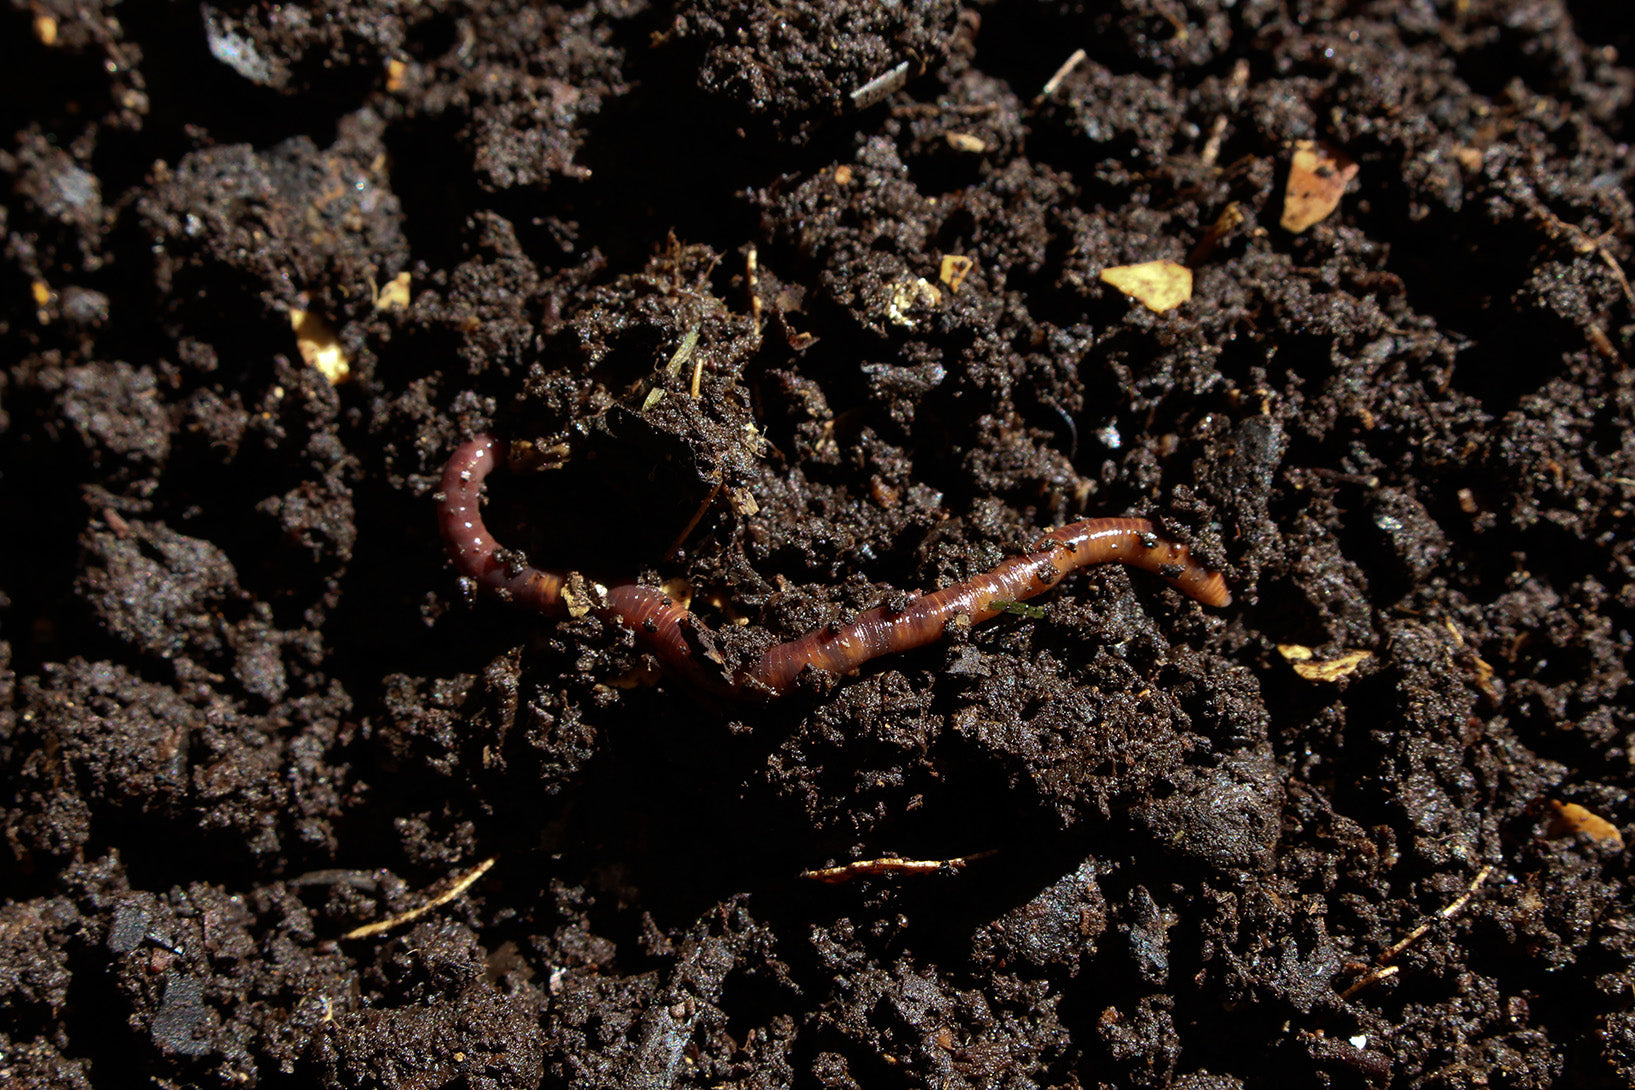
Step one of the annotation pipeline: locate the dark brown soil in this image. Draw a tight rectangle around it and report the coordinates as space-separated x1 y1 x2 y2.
3 1 1633 1087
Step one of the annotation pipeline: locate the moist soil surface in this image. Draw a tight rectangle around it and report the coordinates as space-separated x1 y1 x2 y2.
3 2 1634 1088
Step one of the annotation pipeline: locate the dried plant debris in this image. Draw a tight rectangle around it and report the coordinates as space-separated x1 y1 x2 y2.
1281 140 1359 233
3 1 1634 1087
1545 801 1624 847
1099 259 1193 312
1278 644 1374 682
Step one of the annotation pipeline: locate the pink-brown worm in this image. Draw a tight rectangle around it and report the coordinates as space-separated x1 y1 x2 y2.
438 435 1230 700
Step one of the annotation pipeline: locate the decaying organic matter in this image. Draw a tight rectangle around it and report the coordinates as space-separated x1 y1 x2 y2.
2 1 1632 1088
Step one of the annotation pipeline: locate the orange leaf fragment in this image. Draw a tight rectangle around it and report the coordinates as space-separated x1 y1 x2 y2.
1099 260 1192 313
1281 140 1359 233
939 254 974 293
1545 801 1623 847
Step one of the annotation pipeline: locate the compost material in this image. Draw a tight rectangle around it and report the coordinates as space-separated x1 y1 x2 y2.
3 1 1632 1087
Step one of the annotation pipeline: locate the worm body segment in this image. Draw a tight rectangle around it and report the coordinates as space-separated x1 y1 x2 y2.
438 435 1229 700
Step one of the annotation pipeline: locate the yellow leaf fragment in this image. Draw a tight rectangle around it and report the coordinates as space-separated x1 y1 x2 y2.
1443 618 1498 699
1099 260 1193 313
1546 801 1623 847
1281 140 1359 233
729 487 760 517
375 271 412 311
385 58 408 93
559 577 601 620
883 276 942 328
939 254 974 293
1278 644 1373 681
1292 650 1372 681
945 131 987 154
289 308 350 385
34 13 58 46
1468 650 1496 698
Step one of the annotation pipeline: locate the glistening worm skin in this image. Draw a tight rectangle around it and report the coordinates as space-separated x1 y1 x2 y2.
438 435 1231 700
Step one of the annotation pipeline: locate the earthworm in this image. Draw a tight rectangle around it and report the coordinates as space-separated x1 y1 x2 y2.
438 435 1230 700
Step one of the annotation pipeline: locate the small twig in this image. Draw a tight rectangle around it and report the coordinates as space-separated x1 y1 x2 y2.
1033 48 1086 106
850 60 915 111
663 473 723 563
1338 964 1399 999
745 245 762 335
1528 202 1635 310
1381 864 1493 961
1200 116 1230 170
1340 864 1494 999
801 851 996 884
342 857 497 940
663 326 700 380
1200 59 1250 168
